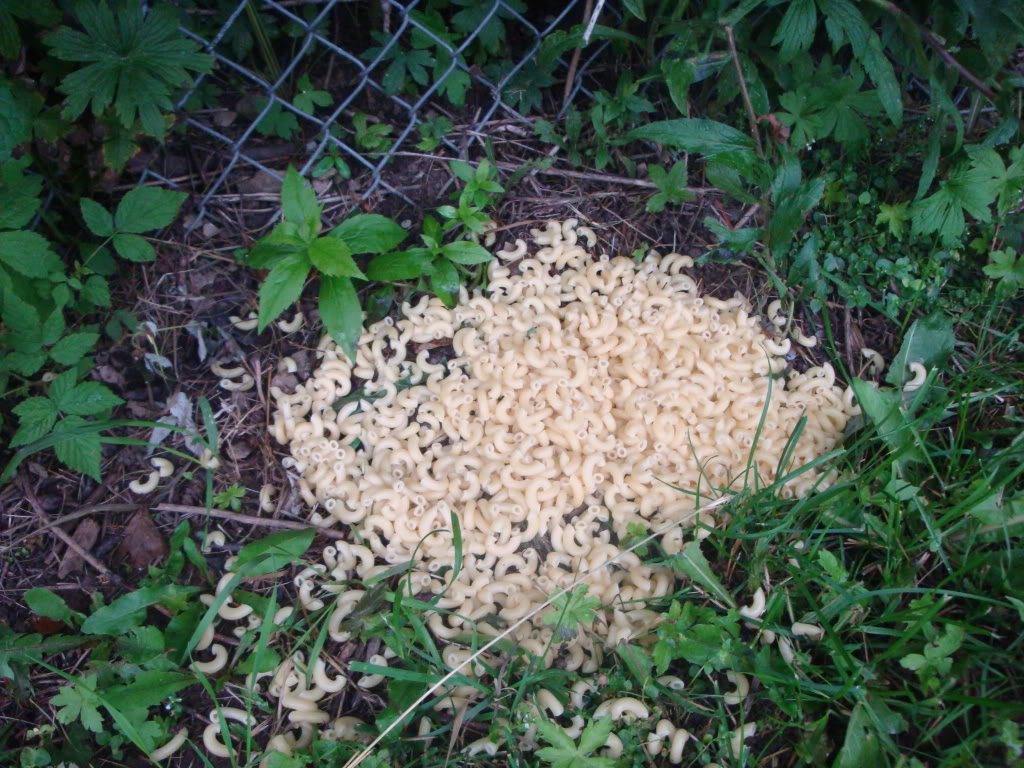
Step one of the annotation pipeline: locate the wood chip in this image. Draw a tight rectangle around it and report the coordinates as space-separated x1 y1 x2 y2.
119 509 168 568
58 518 100 577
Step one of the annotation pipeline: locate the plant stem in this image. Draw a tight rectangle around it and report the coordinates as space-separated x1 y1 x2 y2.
724 24 763 158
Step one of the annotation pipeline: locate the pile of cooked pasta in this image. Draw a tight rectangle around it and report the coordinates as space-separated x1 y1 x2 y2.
270 218 857 655
177 220 861 764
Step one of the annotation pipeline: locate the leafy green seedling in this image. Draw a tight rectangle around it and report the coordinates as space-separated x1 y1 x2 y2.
213 483 246 512
899 624 965 691
80 185 187 263
646 161 695 212
983 248 1024 296
365 214 491 308
353 113 394 152
245 166 407 359
292 74 332 114
543 585 600 641
536 715 617 768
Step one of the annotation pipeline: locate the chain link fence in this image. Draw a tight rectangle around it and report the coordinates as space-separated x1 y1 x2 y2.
142 0 616 231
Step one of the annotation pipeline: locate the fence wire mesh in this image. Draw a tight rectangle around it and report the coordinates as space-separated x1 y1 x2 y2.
141 0 614 231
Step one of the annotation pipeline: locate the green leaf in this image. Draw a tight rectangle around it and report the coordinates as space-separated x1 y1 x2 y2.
25 588 75 623
771 0 817 61
320 275 362 362
257 252 311 332
82 275 112 307
626 118 755 158
428 258 459 308
331 213 408 254
308 236 365 278
535 713 617 768
861 32 902 125
673 542 736 608
366 249 433 281
11 397 58 447
622 0 645 21
57 382 123 416
850 379 921 464
112 233 155 262
441 240 492 265
886 314 956 388
280 166 321 228
543 585 600 640
52 676 104 733
113 186 187 233
105 669 193 710
49 332 99 365
115 626 165 664
875 202 910 239
1 284 40 334
0 230 60 277
80 198 114 237
232 529 315 578
578 716 615 755
837 702 881 768
82 586 177 635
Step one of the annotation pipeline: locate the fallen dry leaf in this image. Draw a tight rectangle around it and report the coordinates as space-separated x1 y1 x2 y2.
58 518 100 577
32 615 65 635
119 510 167 568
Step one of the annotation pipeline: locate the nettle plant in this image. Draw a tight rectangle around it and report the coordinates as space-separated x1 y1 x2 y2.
1 164 186 480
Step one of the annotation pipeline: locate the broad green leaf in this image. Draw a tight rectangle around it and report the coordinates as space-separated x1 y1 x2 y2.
308 236 365 278
886 314 955 387
578 716 615 754
280 166 320 228
1 284 39 334
112 233 155 262
80 198 113 237
836 702 880 768
672 541 736 608
82 586 186 635
366 249 433 281
0 230 59 277
105 670 193 710
52 423 102 480
428 258 460 308
115 626 165 664
850 379 922 465
861 33 902 125
875 202 910 239
626 118 755 158
232 528 315 578
25 588 75 623
247 235 306 270
82 275 112 307
49 332 99 365
331 213 408 254
113 186 187 233
441 240 492 265
57 382 123 416
257 252 311 332
320 275 362 362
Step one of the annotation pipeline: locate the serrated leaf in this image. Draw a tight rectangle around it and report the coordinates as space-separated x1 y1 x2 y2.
308 236 365 278
771 0 817 61
320 275 362 362
82 275 111 307
1 283 40 334
442 240 492 265
331 213 408 254
49 332 99 365
112 233 155 262
113 186 187 233
627 118 755 158
42 307 66 345
115 626 165 664
80 198 113 237
861 32 902 125
673 541 736 608
52 424 103 481
257 252 310 332
11 397 58 447
875 202 910 239
280 166 320 229
52 677 104 733
366 249 433 281
0 230 60 277
57 381 123 416
578 716 615 754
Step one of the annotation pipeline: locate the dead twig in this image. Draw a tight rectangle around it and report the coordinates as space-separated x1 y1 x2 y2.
724 25 763 157
18 479 122 586
562 0 594 111
153 504 348 539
